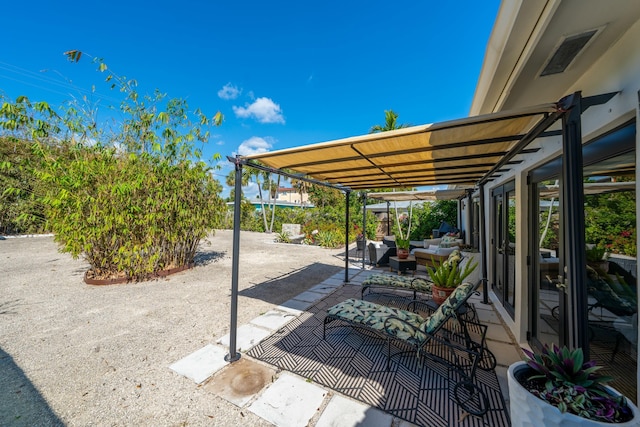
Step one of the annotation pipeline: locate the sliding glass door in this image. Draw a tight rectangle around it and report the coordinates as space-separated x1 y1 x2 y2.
492 181 516 318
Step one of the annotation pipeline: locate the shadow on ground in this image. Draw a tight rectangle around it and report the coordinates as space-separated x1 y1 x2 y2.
194 250 226 266
239 262 343 306
248 285 510 427
0 347 63 426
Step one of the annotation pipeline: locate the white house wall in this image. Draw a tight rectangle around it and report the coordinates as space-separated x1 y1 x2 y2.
478 10 640 400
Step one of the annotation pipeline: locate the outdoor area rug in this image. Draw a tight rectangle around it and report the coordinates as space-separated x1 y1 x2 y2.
247 283 510 427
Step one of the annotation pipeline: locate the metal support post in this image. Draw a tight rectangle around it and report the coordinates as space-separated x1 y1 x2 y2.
225 157 243 362
560 92 589 355
479 183 489 305
344 190 351 283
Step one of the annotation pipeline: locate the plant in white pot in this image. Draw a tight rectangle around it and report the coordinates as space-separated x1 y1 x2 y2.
508 343 639 426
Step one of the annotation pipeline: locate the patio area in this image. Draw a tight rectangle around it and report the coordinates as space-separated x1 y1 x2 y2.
174 258 524 426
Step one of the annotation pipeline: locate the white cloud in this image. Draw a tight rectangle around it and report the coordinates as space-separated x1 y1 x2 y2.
217 83 241 100
233 97 285 124
243 182 259 199
237 136 272 156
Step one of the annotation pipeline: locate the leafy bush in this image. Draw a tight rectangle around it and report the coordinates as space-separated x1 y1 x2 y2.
37 147 224 280
409 200 457 240
315 229 344 248
0 136 48 234
275 231 291 243
0 53 226 281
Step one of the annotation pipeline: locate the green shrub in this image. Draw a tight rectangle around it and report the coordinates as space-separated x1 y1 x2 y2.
0 53 226 281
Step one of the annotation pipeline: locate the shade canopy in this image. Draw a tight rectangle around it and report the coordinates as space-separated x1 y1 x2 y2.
367 188 471 201
243 103 560 190
539 181 636 198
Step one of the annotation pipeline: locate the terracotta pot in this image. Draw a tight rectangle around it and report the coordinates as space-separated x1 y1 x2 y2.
432 284 455 305
397 248 409 259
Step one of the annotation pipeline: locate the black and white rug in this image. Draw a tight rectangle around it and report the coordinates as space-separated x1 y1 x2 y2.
248 284 510 426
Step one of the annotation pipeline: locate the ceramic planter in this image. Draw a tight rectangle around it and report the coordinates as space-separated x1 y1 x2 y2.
508 361 640 426
396 248 409 259
432 284 455 305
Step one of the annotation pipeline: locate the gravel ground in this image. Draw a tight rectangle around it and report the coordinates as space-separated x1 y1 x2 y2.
0 230 350 426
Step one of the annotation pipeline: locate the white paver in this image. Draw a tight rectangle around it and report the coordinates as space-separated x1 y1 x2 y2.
315 394 393 427
248 373 327 427
278 298 313 312
308 283 341 295
292 290 326 303
169 344 228 384
217 323 271 352
250 310 297 330
275 303 304 316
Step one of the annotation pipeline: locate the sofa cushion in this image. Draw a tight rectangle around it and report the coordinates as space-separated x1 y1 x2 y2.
436 246 459 256
423 238 441 247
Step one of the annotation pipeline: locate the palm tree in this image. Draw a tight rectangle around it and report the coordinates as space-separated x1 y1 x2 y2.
225 167 251 200
370 110 413 238
369 109 409 133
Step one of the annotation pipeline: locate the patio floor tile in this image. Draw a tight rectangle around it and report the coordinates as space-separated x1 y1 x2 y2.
169 344 228 384
315 394 393 427
248 372 327 426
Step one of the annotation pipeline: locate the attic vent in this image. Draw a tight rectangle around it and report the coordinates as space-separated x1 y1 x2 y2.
540 29 598 76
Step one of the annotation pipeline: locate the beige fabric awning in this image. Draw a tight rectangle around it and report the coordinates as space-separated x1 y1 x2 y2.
243 103 560 190
367 189 471 201
539 181 636 198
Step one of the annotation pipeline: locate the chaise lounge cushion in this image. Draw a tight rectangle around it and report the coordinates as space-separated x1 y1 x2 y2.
326 281 476 346
420 282 473 335
326 298 426 344
362 274 432 293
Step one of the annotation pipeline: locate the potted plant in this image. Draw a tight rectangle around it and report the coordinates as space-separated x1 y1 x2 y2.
426 251 477 304
508 343 638 426
586 244 610 275
395 236 410 259
354 225 366 251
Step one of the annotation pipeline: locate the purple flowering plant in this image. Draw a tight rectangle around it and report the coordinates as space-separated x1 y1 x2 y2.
522 344 632 423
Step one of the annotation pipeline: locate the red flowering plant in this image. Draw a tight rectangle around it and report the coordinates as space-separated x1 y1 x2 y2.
353 224 364 241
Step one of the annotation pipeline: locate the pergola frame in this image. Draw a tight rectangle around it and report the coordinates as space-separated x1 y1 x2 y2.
225 91 617 362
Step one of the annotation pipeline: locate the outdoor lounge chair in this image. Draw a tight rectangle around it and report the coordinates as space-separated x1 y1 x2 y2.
360 273 432 299
323 279 491 416
361 250 479 319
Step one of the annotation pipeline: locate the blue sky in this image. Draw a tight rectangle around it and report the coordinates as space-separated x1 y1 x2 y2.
1 0 501 198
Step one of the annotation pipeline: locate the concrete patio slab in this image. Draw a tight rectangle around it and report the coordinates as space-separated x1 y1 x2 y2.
217 323 272 352
278 297 313 312
485 323 513 343
488 339 523 366
275 303 304 316
169 344 228 384
291 290 326 303
315 394 393 427
308 283 342 295
203 358 277 407
250 310 297 331
248 372 327 426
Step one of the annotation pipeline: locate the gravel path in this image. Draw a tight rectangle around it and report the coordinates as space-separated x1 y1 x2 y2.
0 230 349 426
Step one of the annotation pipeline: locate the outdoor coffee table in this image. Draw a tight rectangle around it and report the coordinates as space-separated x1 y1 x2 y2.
389 256 417 275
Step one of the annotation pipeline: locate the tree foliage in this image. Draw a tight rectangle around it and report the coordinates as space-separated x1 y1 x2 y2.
0 52 225 281
584 188 636 257
409 200 458 240
0 136 48 234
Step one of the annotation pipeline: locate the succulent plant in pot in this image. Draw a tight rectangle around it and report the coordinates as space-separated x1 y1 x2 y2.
395 236 411 259
426 250 477 304
508 343 638 426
